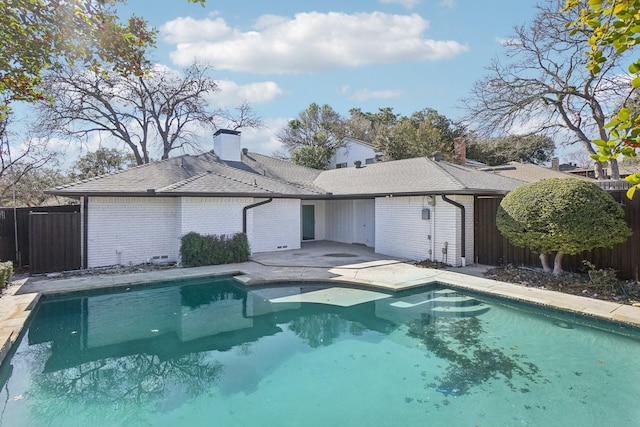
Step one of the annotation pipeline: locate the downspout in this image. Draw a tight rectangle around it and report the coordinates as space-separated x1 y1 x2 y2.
242 198 273 234
83 196 88 269
441 195 466 267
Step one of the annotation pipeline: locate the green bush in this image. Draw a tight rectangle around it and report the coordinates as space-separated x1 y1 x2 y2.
0 261 14 289
180 232 250 267
497 178 632 275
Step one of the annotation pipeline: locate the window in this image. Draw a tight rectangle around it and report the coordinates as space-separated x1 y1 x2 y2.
336 162 347 169
365 157 376 164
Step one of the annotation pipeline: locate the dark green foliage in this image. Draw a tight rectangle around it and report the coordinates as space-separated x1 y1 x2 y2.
0 261 14 288
180 232 250 267
278 102 346 169
290 145 334 170
372 108 466 162
497 178 631 255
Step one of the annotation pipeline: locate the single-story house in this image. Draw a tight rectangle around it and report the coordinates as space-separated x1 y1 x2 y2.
48 130 524 269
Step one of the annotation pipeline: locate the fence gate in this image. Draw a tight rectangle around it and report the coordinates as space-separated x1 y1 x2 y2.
29 212 81 274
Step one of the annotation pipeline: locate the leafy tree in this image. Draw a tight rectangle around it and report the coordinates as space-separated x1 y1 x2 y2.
345 107 399 143
496 178 631 276
278 103 346 169
36 62 251 165
69 147 136 181
563 0 640 198
375 108 466 162
0 0 206 116
0 0 150 117
466 134 556 166
464 0 632 180
290 145 334 169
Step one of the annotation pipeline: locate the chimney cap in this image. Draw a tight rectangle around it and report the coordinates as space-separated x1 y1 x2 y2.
242 147 248 155
214 129 241 137
354 160 362 168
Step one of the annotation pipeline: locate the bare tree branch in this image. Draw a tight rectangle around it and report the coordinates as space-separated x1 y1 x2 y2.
462 0 632 179
35 62 260 165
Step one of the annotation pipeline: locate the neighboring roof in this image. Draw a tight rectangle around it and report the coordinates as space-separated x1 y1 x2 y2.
479 162 592 183
312 157 524 196
50 151 524 198
343 136 377 149
619 163 640 177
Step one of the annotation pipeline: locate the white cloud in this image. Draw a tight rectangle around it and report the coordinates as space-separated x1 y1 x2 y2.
347 88 404 101
240 118 289 155
207 80 284 107
379 0 421 9
160 15 235 44
162 11 468 73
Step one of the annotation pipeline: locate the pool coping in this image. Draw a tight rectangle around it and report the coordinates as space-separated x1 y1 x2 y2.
2 258 640 366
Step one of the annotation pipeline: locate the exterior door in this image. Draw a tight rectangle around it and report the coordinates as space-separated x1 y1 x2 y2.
302 205 315 240
353 199 375 246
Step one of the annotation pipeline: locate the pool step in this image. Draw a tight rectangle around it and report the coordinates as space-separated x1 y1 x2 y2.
390 295 479 309
429 304 491 317
384 288 491 320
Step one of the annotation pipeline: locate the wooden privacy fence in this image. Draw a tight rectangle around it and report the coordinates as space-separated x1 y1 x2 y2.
474 192 640 281
0 205 80 272
29 211 81 274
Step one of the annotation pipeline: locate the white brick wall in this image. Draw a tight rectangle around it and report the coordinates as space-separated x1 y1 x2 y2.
87 197 179 267
375 196 431 260
248 198 301 253
433 195 474 266
87 196 304 267
180 197 249 237
374 195 474 266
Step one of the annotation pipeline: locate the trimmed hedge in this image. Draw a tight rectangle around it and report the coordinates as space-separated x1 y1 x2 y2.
180 232 250 267
0 261 14 289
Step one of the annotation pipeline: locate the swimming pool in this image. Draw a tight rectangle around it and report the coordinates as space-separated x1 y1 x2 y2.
1 275 639 426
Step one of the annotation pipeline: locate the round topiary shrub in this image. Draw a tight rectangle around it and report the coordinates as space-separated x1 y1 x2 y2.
496 178 631 275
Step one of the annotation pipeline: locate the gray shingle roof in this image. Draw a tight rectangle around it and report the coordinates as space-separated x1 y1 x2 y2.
49 152 325 197
49 151 524 198
312 157 524 196
479 162 592 183
240 152 322 187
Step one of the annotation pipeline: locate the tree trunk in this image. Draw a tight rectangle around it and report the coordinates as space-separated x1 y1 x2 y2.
593 160 606 179
553 252 564 276
609 158 620 180
539 253 552 273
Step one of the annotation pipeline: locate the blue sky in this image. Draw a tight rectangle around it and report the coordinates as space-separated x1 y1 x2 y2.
12 0 562 164
112 0 544 156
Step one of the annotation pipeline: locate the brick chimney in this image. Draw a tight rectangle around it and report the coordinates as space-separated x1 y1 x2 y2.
454 137 466 165
213 129 241 161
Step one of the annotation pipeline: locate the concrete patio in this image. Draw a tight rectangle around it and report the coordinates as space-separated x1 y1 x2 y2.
2 240 640 365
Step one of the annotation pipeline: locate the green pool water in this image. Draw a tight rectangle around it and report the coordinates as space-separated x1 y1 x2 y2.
1 276 639 427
